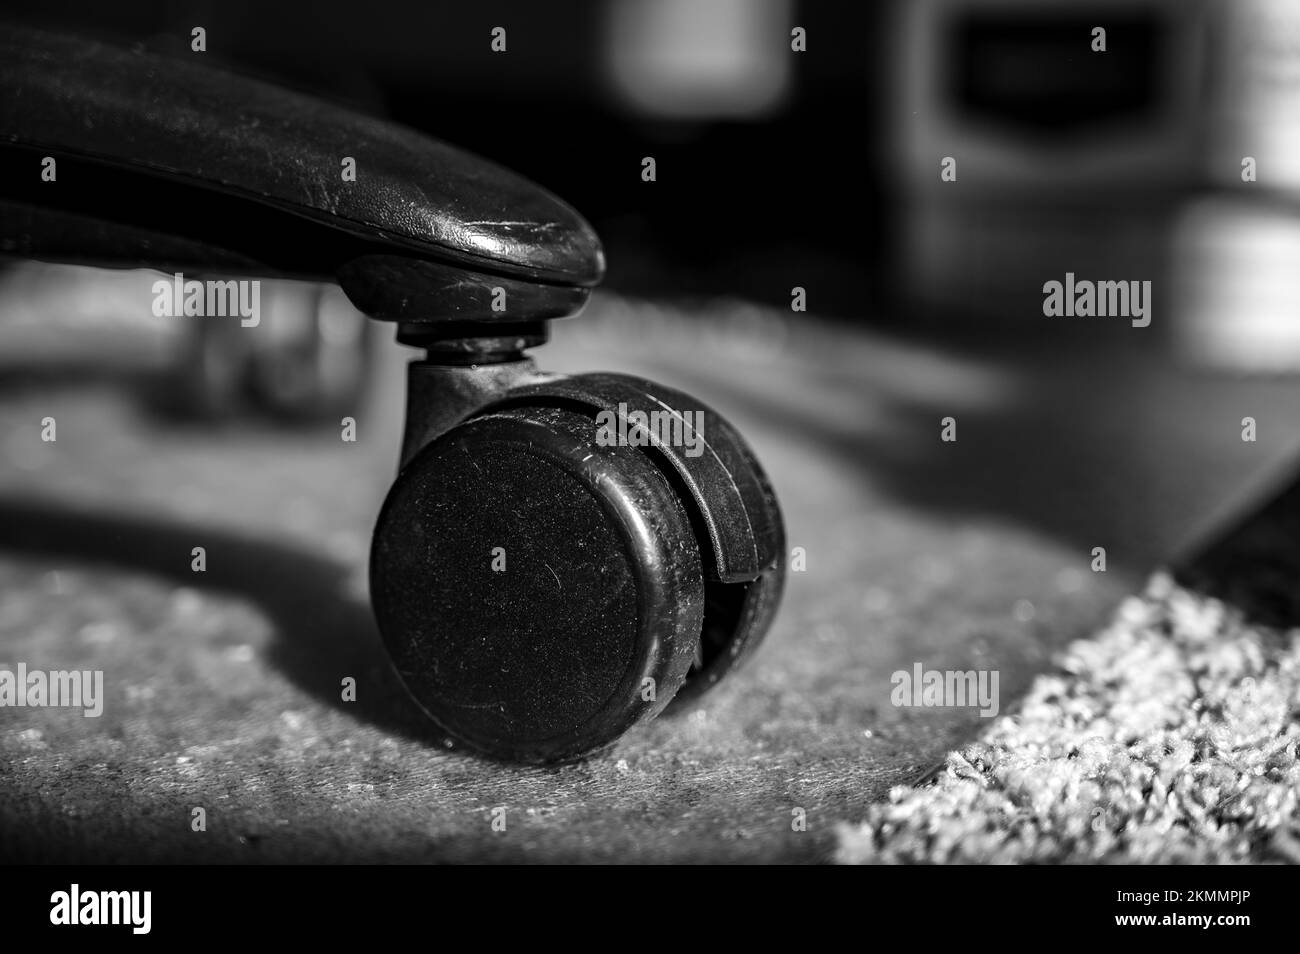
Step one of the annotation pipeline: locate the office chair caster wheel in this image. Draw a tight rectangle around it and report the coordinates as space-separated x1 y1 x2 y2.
4 24 785 761
243 283 374 422
161 315 250 421
370 373 785 763
161 281 373 422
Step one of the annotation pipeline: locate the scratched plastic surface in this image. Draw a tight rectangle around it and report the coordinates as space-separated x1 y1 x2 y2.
0 26 603 287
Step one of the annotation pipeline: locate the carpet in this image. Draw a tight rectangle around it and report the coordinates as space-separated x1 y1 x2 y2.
837 477 1300 864
4 278 1300 862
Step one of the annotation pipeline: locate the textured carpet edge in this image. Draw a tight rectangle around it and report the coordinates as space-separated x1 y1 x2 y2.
835 571 1300 864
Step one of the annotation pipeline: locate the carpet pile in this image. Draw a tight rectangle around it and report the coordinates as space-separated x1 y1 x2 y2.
837 572 1300 864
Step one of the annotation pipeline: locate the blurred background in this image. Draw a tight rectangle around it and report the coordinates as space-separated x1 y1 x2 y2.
3 0 1300 558
0 0 1287 332
3 0 1300 861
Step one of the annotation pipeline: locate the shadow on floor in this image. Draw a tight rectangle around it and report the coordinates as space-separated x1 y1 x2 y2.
0 493 439 742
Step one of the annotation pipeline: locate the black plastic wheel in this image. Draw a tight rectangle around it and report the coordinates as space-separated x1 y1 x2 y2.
477 373 787 709
370 403 705 763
